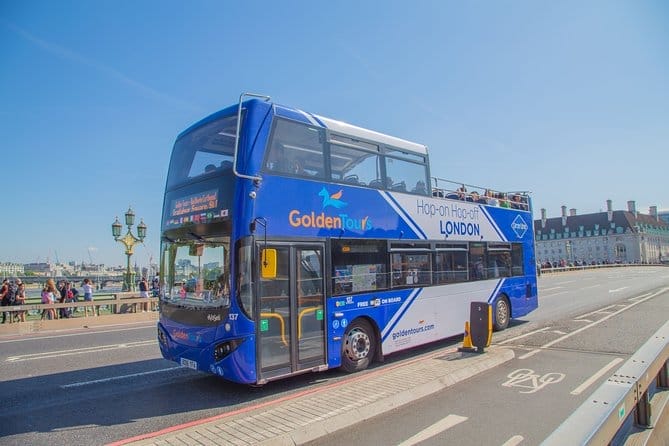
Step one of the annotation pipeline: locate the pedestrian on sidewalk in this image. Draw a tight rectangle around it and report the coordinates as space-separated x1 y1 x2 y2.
0 278 16 323
14 280 26 322
41 278 58 320
139 277 150 312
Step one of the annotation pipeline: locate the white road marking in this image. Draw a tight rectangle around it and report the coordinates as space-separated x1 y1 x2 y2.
498 327 551 345
628 292 652 302
540 286 563 292
576 304 618 319
396 414 468 446
580 284 601 290
573 319 592 323
502 369 565 393
0 324 154 344
539 291 569 298
501 435 524 446
608 286 629 293
518 288 667 360
570 358 624 395
60 366 184 388
6 340 157 362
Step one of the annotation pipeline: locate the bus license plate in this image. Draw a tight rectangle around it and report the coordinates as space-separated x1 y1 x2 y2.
180 358 197 370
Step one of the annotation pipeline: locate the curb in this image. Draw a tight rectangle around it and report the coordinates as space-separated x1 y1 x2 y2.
121 346 514 446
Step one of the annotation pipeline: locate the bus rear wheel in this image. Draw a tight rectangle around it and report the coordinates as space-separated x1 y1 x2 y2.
493 296 510 331
341 319 375 373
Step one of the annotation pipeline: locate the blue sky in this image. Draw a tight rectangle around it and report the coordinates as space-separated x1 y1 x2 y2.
1 1 668 267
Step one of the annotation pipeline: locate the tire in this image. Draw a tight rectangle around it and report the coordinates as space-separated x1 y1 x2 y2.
341 319 376 373
493 296 510 331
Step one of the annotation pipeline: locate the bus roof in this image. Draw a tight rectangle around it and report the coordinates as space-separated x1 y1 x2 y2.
315 115 428 156
273 103 429 156
177 98 430 157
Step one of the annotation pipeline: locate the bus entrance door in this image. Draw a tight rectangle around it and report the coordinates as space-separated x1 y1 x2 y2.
257 243 326 381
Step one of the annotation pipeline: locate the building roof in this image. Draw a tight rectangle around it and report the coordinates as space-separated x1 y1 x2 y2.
534 210 669 236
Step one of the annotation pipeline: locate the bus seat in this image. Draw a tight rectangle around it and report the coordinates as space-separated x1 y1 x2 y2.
344 174 359 185
391 181 406 192
368 179 384 189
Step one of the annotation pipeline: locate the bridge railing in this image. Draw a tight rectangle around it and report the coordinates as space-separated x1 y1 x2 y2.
541 319 669 445
1 292 159 322
539 262 667 275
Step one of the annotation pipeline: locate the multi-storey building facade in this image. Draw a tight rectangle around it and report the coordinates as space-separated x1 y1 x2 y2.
0 262 25 276
534 200 669 266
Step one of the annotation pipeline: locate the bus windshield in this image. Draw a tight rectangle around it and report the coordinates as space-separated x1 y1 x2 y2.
166 115 238 189
162 237 230 308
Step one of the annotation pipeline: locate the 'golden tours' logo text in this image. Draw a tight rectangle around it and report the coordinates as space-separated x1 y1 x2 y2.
288 187 372 231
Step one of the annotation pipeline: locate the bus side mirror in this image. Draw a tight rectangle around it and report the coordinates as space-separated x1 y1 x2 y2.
261 248 277 279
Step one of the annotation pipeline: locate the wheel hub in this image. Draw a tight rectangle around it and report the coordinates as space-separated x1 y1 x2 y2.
346 329 370 360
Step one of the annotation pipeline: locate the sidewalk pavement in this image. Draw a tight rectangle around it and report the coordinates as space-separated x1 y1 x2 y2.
114 346 514 446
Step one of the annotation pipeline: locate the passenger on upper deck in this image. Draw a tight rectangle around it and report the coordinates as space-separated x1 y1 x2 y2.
510 194 526 210
470 191 486 203
457 185 467 200
498 193 510 208
484 189 498 206
412 180 427 195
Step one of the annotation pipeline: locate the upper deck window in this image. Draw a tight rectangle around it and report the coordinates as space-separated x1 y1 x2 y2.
329 142 382 187
167 115 237 189
264 118 325 179
385 150 429 195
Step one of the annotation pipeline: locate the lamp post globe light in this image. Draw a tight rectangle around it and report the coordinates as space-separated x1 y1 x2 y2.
111 206 147 291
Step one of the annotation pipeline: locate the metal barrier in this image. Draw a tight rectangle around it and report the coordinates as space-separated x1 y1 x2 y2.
541 320 669 445
1 292 159 322
540 263 667 275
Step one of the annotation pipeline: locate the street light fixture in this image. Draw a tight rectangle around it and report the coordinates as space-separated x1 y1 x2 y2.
111 206 147 291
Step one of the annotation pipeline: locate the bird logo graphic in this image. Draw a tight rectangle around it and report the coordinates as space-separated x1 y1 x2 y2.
318 187 348 209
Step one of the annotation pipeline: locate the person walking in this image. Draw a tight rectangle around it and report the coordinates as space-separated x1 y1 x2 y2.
82 278 94 301
14 280 26 322
41 278 58 320
1 279 18 323
82 278 95 316
138 277 150 312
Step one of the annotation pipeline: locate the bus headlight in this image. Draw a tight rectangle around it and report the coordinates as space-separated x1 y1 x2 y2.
214 338 243 362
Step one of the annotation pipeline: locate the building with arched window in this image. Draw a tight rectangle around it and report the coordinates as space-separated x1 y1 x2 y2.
534 200 669 266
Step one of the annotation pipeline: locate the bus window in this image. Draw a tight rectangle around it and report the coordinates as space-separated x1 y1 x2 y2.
329 143 382 187
162 238 230 307
237 243 253 318
469 242 486 280
434 243 468 284
331 239 388 295
511 243 524 276
384 156 429 194
264 119 325 178
166 115 237 188
390 243 431 287
486 243 512 278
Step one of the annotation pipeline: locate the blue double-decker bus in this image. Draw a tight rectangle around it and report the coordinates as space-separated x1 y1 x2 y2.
158 93 538 385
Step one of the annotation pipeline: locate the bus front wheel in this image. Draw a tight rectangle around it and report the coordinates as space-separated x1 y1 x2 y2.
341 319 375 373
493 296 510 331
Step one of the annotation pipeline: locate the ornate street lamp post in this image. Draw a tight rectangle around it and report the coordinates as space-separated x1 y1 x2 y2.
111 207 147 291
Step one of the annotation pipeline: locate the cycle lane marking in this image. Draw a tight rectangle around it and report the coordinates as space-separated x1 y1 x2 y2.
396 414 468 446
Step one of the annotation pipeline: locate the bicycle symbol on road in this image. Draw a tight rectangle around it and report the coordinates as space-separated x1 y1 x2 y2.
502 368 565 394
